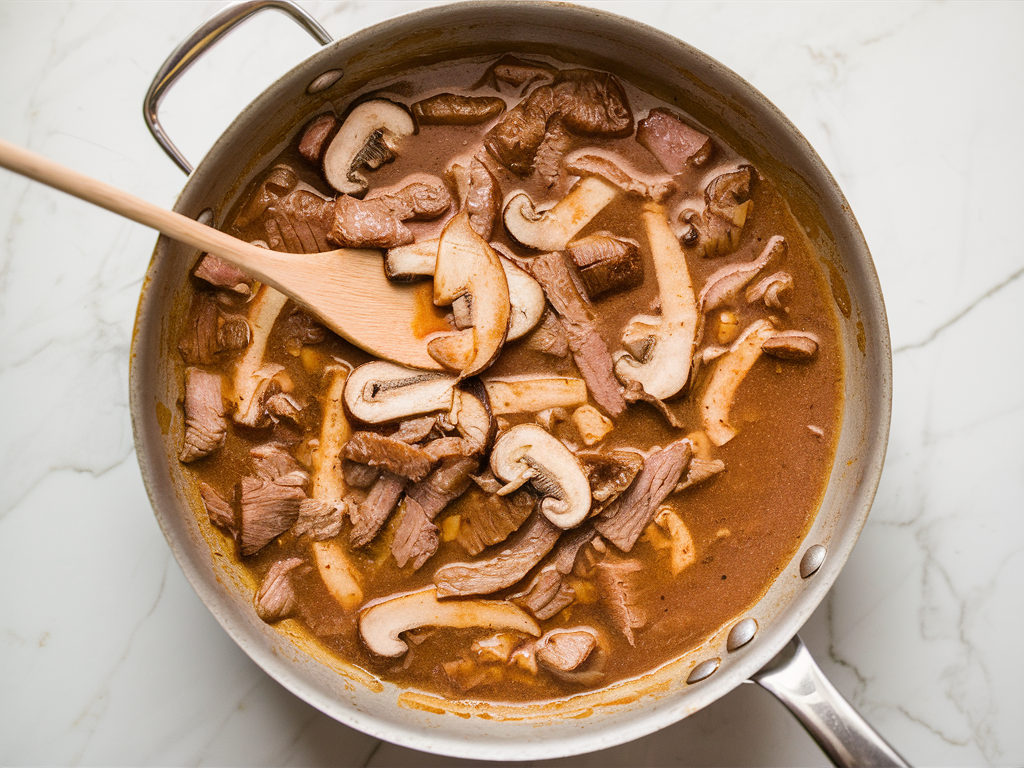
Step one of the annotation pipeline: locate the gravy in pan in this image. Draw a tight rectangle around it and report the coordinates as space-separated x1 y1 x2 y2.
175 53 843 702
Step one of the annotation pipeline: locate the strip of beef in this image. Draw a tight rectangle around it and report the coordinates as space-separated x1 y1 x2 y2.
434 511 561 597
254 557 305 622
578 450 644 504
594 554 646 645
676 457 726 492
412 94 506 125
389 415 438 444
179 367 227 463
524 310 570 358
250 443 309 486
178 292 249 365
192 255 254 295
515 525 596 619
636 107 713 173
343 460 380 488
343 431 435 482
484 69 633 177
238 475 304 556
329 180 452 249
592 439 692 552
564 233 644 300
456 487 536 556
527 252 625 416
536 629 598 673
350 470 406 548
391 456 479 569
297 113 339 165
199 481 236 539
294 498 346 540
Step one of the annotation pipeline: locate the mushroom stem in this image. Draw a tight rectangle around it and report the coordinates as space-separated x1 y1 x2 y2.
613 203 700 401
503 175 619 252
700 319 776 445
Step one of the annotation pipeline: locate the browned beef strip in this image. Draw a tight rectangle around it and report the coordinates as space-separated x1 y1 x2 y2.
199 482 236 538
515 525 596 619
343 431 435 481
636 107 713 173
389 415 438 444
524 310 570 358
328 181 452 249
527 252 625 416
536 630 598 672
254 557 304 622
179 367 227 463
278 308 327 354
192 254 254 294
391 457 479 569
350 470 406 548
178 293 221 365
343 460 380 489
390 498 439 570
565 233 644 300
297 113 339 165
578 450 644 504
294 498 345 540
233 165 298 229
421 436 480 462
434 511 561 597
456 487 536 556
250 443 309 487
592 439 692 552
484 69 632 177
594 554 646 646
238 476 304 556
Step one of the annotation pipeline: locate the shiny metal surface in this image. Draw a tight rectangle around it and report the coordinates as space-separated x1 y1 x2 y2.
753 636 910 767
130 1 894 760
143 0 331 174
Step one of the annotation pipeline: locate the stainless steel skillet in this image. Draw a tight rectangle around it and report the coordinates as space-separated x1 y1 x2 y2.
130 1 904 763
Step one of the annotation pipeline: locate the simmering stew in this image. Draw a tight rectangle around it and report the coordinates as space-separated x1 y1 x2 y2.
174 53 843 702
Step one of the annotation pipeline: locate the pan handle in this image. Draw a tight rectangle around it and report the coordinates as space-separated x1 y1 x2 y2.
143 0 332 174
752 635 910 767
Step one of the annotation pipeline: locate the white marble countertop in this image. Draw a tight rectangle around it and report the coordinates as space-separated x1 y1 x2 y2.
1 2 1021 766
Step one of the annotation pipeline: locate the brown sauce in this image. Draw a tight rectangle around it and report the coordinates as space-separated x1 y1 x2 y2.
176 53 843 703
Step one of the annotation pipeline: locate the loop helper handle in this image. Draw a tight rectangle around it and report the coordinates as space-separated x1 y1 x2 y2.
143 0 332 174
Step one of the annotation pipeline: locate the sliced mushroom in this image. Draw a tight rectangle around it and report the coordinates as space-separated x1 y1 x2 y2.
427 211 511 377
322 99 415 196
412 94 506 125
232 284 291 427
311 540 363 611
698 235 786 314
490 424 591 529
343 361 456 424
700 318 777 446
385 239 544 342
645 506 696 576
482 376 588 415
570 404 613 446
746 270 794 310
762 330 819 360
682 166 754 258
502 175 619 252
358 587 540 657
564 150 676 201
614 202 700 401
450 378 496 452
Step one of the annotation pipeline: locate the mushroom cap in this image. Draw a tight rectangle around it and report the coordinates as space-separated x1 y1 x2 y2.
489 424 592 529
322 99 415 196
343 360 456 424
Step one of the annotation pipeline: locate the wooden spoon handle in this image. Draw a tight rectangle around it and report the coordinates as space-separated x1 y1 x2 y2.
0 136 275 283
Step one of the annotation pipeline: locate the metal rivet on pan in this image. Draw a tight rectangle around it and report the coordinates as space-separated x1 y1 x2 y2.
686 658 720 684
727 618 757 652
196 208 215 227
307 69 344 94
800 544 827 579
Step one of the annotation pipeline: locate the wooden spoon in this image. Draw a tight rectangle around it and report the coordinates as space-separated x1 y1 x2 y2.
0 138 449 370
